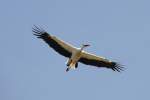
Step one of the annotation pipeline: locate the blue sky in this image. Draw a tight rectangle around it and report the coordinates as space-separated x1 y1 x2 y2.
0 0 150 100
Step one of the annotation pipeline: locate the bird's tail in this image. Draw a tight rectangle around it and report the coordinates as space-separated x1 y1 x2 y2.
69 62 76 69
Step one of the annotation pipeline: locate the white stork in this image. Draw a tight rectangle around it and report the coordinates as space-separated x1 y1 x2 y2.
32 26 124 72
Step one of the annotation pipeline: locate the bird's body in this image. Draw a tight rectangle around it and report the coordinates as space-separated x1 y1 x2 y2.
67 49 81 68
66 47 86 71
33 26 124 72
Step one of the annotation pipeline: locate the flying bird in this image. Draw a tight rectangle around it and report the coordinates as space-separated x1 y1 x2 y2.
32 26 124 72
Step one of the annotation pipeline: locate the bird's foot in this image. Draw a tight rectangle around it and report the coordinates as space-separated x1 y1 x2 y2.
66 68 70 72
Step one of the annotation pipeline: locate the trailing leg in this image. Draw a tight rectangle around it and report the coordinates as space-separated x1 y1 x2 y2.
67 59 72 66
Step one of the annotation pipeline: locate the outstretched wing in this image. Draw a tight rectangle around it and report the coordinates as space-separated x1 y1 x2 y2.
32 26 77 58
79 51 124 72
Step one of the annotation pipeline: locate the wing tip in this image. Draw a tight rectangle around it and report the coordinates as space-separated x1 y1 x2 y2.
111 62 125 72
32 25 49 38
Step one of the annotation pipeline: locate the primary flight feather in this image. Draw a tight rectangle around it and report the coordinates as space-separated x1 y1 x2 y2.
33 26 124 72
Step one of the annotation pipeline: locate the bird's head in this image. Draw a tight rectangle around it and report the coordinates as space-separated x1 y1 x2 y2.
81 44 90 49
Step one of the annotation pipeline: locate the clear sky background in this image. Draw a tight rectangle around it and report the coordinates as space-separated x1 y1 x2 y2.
0 0 150 100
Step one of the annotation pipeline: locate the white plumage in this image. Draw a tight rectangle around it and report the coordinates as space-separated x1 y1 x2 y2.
33 26 124 72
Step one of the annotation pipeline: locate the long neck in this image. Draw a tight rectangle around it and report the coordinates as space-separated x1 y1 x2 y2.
80 46 85 51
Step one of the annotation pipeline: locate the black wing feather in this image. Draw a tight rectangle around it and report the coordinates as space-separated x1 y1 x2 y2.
79 58 124 72
32 26 72 58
